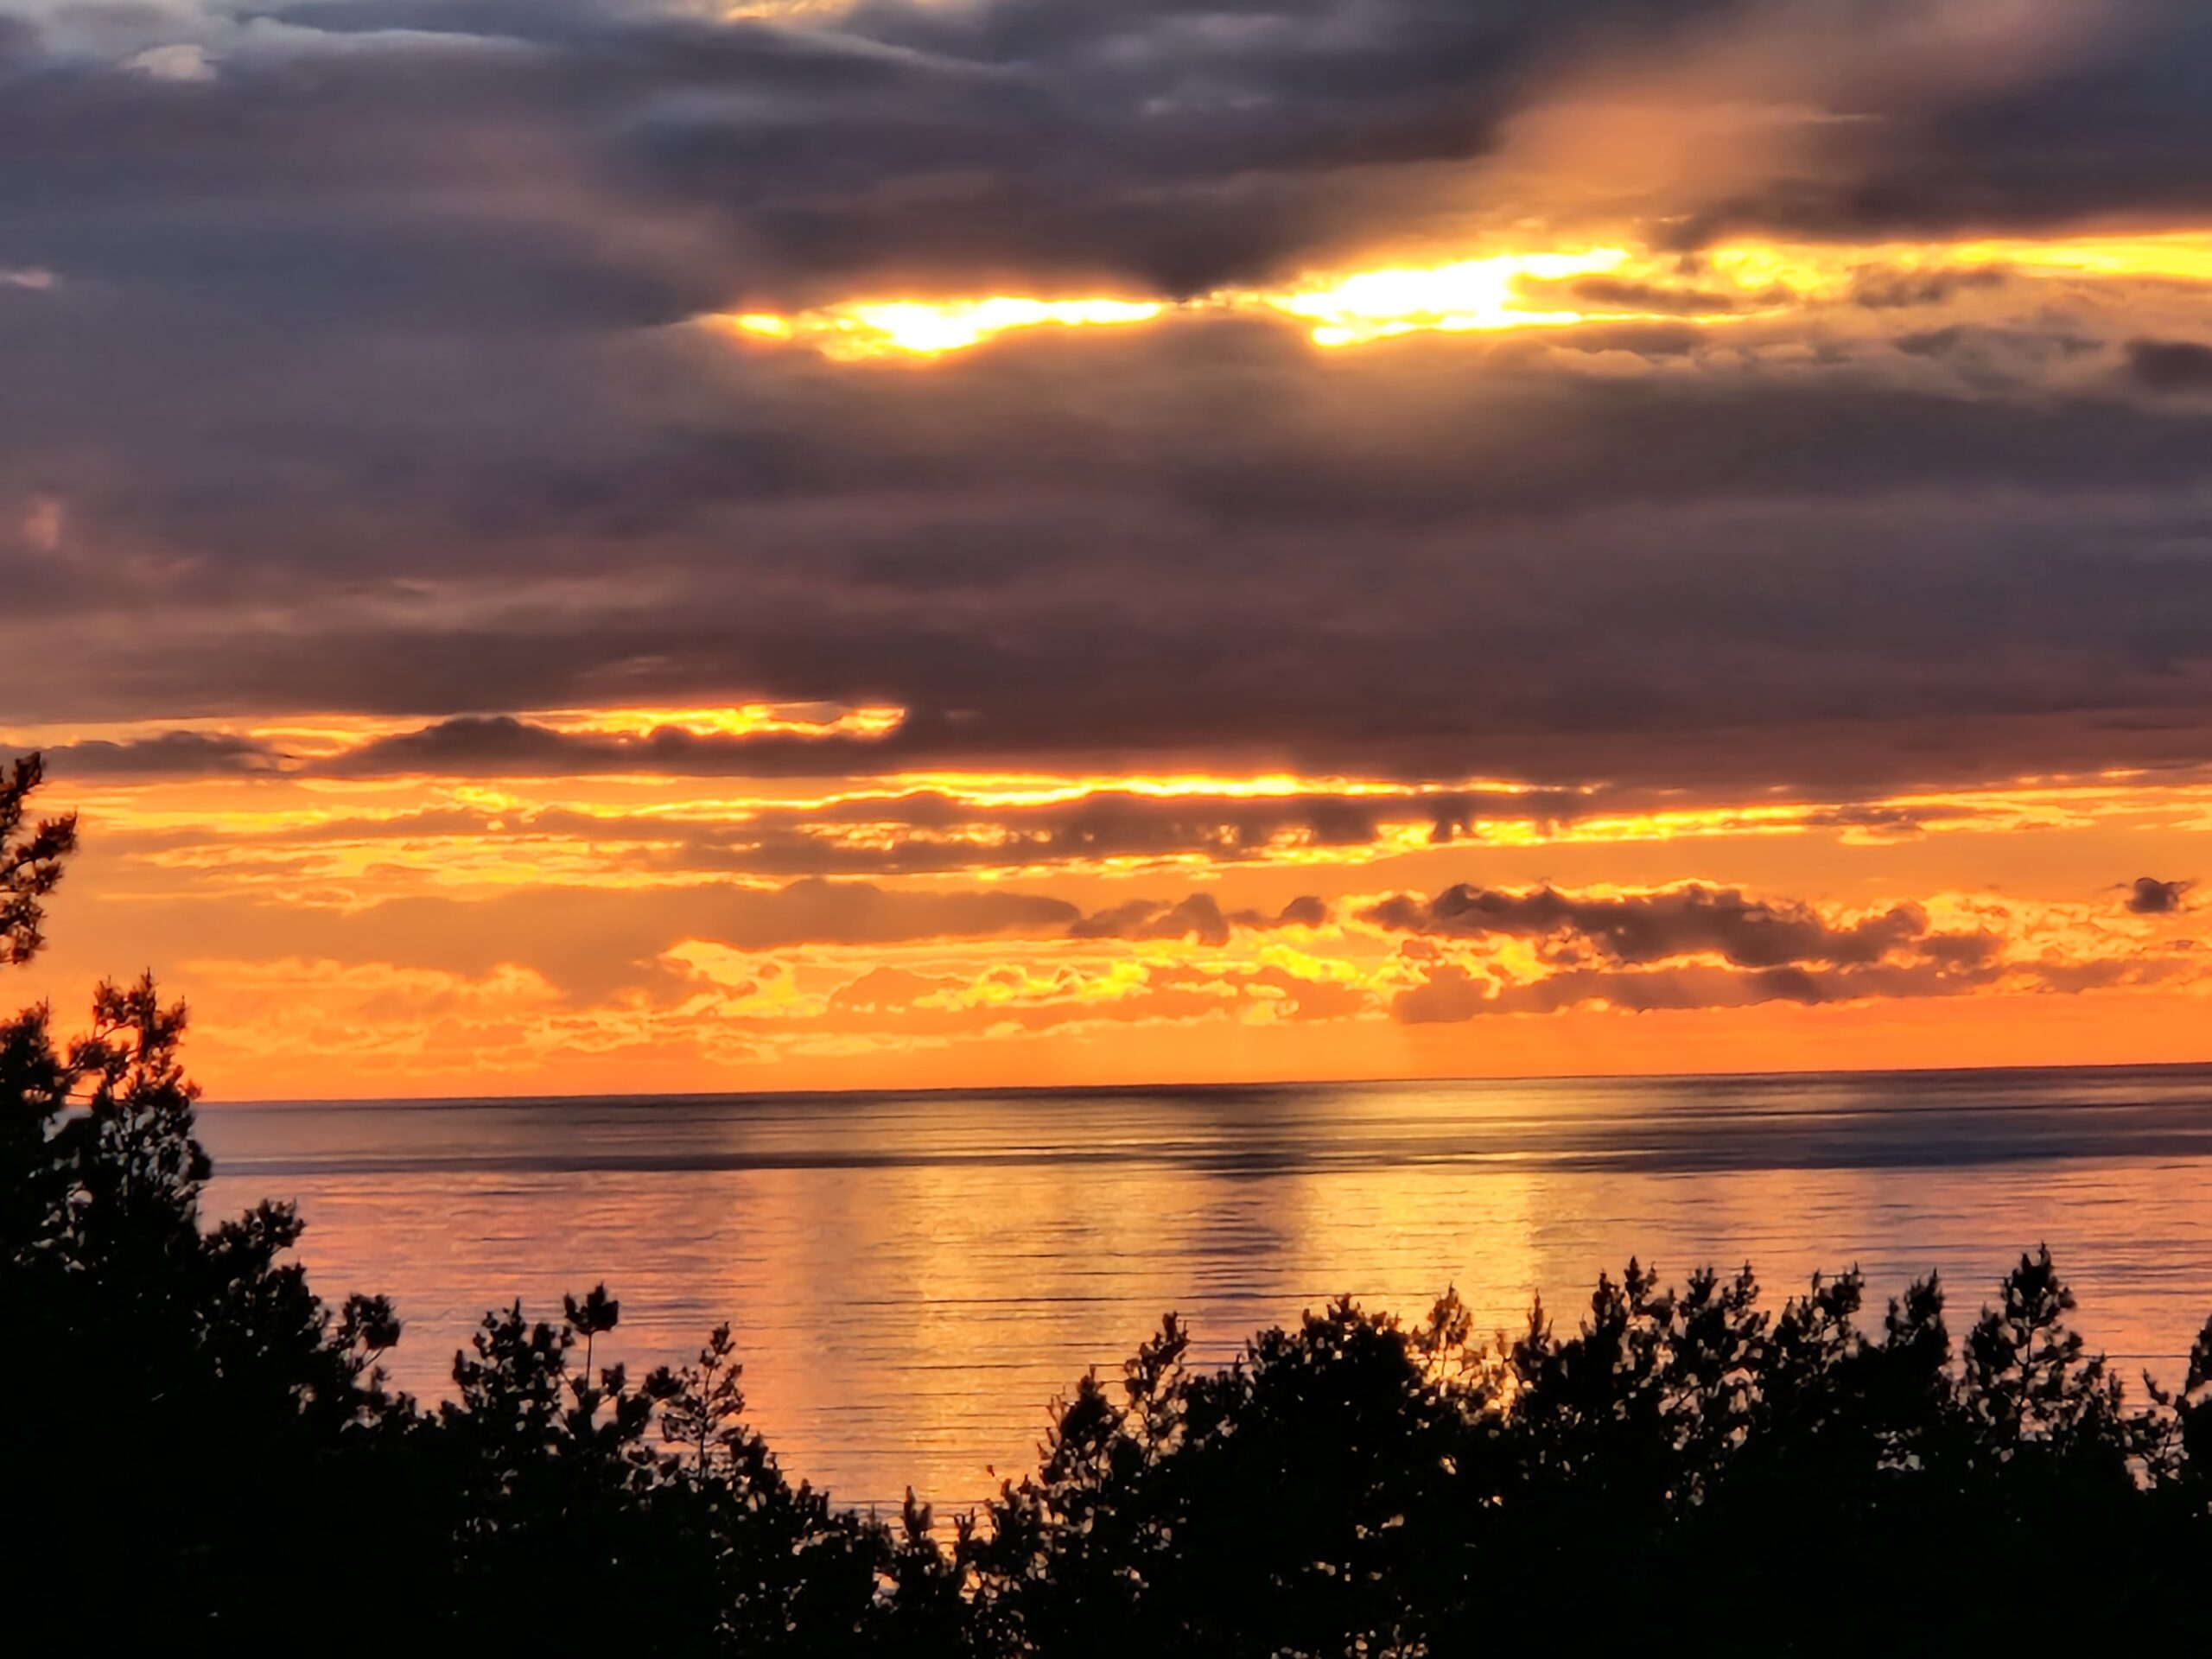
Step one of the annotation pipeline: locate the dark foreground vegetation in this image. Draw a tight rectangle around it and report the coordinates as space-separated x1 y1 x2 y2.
5 752 2209 1652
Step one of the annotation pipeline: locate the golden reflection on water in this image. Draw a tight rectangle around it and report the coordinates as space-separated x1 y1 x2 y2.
200 1073 2212 1511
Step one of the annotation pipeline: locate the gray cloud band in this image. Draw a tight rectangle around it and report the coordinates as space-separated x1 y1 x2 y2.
8 3 2212 793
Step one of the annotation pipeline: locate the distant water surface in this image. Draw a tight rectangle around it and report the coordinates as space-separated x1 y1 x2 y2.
200 1066 2212 1510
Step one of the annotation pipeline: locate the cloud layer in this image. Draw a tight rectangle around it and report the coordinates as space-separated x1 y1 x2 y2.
3 2 2212 791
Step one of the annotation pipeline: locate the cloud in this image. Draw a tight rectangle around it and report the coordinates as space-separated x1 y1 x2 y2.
1662 3 2212 245
88 878 1082 1005
42 730 287 778
1068 893 1331 947
2125 875 2194 915
0 0 1737 332
124 44 217 84
1387 939 2016 1025
1358 880 2048 1023
13 3 2212 1095
1848 265 2011 309
318 715 914 779
1392 962 1489 1025
1550 276 1745 315
2124 339 2212 395
6 2 2212 806
801 954 1373 1039
826 965 956 1014
1360 882 1932 968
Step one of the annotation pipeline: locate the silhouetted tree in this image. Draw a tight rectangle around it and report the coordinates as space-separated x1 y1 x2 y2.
566 1281 621 1376
2152 1313 2212 1510
1 752 76 967
648 1319 752 1471
2 758 416 1644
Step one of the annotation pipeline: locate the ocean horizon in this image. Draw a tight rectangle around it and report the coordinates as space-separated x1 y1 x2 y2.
200 1062 2212 1511
198 1053 2212 1109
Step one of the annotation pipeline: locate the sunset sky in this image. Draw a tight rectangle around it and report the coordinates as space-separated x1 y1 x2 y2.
5 0 2211 1097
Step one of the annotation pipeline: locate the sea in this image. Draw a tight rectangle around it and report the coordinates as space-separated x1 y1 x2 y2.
199 1065 2212 1513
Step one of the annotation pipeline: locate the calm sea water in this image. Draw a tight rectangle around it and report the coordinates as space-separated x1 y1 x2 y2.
200 1066 2212 1511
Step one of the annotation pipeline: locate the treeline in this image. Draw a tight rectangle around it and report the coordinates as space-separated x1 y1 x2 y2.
4 753 2209 1651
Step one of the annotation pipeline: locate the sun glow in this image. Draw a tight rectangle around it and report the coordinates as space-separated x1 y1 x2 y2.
707 229 2212 359
716 297 1165 359
879 770 1555 808
537 702 906 741
1255 248 1643 346
1695 231 2212 299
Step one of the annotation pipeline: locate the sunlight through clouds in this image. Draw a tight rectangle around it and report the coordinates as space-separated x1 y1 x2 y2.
707 232 2212 359
1255 249 1648 346
715 297 1167 359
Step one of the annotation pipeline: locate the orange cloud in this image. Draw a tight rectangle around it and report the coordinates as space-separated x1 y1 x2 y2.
11 709 2210 1096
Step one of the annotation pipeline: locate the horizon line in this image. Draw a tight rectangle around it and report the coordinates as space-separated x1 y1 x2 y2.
199 1052 2212 1109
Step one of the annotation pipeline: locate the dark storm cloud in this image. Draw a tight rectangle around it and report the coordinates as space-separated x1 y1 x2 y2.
2124 876 2193 915
20 314 2212 769
15 363 2212 792
1362 883 1939 969
0 0 1720 322
5 1 2197 335
1674 3 2212 245
8 3 2212 796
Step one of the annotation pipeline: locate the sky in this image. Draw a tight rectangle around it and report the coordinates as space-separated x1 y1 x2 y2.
3 0 2210 1097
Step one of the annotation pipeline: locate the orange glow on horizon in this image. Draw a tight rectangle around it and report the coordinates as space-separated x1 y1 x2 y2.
13 708 2211 1099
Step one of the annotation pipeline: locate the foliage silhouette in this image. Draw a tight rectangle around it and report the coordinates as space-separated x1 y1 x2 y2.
1 751 77 967
1 752 2207 1651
